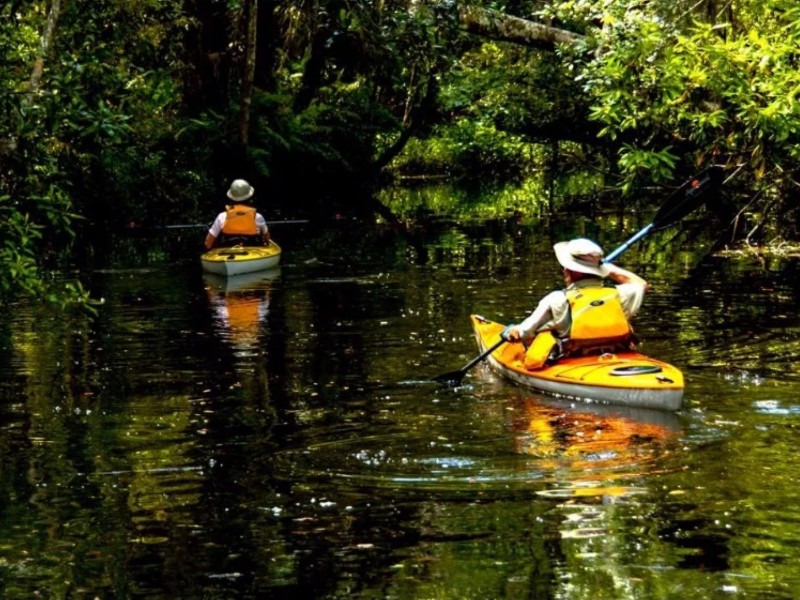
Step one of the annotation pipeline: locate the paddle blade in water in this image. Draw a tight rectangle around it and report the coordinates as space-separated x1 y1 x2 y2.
432 334 507 386
432 370 467 386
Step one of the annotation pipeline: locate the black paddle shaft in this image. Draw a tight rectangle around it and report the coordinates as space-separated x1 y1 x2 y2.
651 165 722 230
432 336 506 386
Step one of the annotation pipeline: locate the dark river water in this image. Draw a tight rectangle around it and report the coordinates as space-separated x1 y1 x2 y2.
2 210 800 599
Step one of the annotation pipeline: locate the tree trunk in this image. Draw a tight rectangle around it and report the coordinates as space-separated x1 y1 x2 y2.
181 0 232 114
293 27 329 113
28 0 63 98
374 75 439 171
255 0 279 92
239 0 258 147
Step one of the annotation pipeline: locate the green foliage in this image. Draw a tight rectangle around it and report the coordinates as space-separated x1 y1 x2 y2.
0 0 198 304
377 180 539 221
439 39 591 142
0 194 92 310
249 89 375 184
391 119 537 180
389 35 594 184
5 0 800 310
617 146 678 193
565 0 800 199
378 168 605 222
0 200 43 297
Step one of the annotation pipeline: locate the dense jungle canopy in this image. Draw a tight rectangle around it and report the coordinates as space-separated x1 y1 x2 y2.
2 0 799 303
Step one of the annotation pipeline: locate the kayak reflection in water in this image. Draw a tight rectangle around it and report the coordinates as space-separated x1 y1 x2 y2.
506 396 681 504
203 270 278 350
511 397 679 462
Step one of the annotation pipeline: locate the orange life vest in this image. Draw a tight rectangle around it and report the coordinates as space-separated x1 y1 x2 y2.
563 286 634 353
222 204 259 236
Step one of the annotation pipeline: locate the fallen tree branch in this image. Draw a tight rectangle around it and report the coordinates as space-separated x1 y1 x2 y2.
457 6 583 49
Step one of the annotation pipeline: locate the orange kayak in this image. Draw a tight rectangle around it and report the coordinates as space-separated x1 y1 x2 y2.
471 314 684 411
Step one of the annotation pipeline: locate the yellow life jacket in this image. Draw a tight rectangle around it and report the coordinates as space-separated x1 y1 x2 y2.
522 286 635 370
564 286 634 353
222 204 259 236
523 330 560 370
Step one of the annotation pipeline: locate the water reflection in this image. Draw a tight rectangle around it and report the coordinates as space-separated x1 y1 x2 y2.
464 393 685 599
494 393 676 540
6 218 800 598
203 269 280 353
510 396 681 482
266 383 687 599
272 385 680 501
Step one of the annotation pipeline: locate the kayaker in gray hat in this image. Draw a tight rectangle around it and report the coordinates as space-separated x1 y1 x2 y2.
204 179 270 249
505 238 649 368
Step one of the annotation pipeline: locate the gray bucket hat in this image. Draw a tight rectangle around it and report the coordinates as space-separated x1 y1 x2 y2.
227 179 255 202
553 238 610 277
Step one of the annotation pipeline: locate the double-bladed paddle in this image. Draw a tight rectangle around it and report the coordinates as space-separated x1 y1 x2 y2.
605 165 722 262
432 165 723 387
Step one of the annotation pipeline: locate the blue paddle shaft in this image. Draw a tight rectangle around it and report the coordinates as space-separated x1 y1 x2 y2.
604 223 654 263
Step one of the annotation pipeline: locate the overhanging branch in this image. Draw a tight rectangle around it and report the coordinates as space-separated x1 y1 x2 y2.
457 6 583 49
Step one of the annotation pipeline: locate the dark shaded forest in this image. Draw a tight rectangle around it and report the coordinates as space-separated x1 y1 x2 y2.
2 0 799 302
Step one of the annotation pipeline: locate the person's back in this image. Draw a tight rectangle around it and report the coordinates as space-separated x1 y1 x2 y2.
205 179 270 249
218 203 260 246
562 281 635 355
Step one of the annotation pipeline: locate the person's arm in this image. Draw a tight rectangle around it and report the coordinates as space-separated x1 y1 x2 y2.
604 263 649 292
204 214 224 250
505 296 555 342
256 213 270 243
605 263 648 318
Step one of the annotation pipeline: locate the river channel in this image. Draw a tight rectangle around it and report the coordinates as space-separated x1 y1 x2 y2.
1 207 799 599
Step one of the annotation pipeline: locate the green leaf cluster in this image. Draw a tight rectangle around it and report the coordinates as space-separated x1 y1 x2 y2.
0 1 198 305
569 0 800 198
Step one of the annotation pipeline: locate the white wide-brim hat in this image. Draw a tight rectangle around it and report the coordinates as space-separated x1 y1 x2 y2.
553 238 610 277
227 179 255 202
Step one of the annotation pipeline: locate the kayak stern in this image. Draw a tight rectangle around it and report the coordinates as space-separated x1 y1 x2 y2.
201 241 281 276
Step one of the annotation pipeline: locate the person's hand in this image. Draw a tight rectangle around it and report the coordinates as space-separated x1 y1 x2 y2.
501 325 522 342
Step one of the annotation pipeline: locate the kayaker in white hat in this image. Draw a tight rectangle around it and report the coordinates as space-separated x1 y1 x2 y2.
204 179 271 249
505 238 649 368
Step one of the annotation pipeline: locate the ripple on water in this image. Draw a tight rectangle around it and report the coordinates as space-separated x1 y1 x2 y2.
753 399 800 415
270 393 683 499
